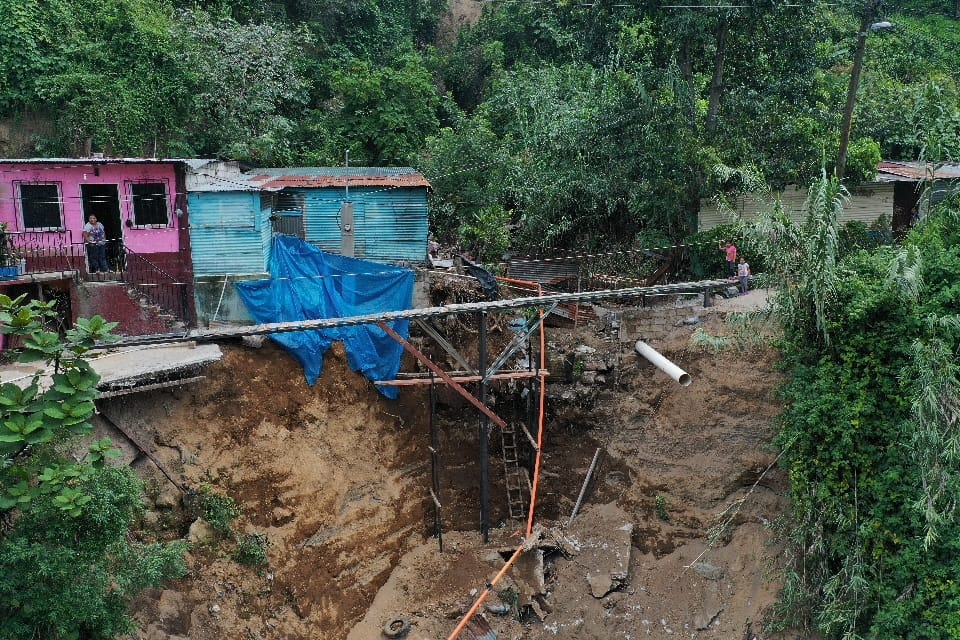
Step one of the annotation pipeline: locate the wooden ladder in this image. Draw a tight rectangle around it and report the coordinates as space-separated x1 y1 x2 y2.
501 422 528 521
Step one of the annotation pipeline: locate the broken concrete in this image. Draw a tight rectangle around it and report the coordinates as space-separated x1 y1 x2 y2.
0 342 222 394
564 503 633 599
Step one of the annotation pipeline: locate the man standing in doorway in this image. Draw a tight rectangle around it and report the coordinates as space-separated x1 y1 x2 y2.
83 214 109 273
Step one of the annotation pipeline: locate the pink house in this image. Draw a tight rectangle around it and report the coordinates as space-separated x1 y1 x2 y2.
0 158 196 335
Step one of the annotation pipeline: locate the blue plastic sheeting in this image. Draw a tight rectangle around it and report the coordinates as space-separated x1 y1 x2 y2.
236 236 414 399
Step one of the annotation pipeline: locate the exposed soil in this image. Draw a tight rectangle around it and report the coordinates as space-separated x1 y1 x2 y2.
116 291 796 640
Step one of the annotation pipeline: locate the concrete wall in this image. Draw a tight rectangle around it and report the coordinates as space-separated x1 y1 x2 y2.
194 273 267 326
616 302 705 342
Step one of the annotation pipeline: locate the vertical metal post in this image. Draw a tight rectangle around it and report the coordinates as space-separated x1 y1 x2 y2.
703 288 712 308
478 311 489 542
429 372 442 552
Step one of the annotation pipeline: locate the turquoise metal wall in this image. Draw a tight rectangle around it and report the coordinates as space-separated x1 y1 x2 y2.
299 186 428 263
188 191 270 276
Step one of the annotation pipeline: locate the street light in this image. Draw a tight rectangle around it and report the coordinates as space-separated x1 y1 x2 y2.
835 0 894 180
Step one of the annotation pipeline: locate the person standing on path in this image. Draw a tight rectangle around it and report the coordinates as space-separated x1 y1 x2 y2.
83 214 109 273
720 240 737 278
737 256 751 296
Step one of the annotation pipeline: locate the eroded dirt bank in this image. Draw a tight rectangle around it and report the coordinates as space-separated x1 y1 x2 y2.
121 304 792 640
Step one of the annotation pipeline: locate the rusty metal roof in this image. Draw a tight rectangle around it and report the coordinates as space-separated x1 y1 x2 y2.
457 615 497 640
246 167 431 190
876 161 960 182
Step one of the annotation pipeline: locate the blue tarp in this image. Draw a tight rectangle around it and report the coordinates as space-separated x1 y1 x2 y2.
236 236 414 399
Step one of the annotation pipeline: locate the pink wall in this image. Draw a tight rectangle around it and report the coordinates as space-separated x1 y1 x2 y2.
0 161 183 254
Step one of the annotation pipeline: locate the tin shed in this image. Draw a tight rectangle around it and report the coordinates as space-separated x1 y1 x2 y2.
247 167 431 263
186 163 431 325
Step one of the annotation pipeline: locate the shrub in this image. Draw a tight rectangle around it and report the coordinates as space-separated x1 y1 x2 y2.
0 467 187 640
185 485 240 538
233 533 269 567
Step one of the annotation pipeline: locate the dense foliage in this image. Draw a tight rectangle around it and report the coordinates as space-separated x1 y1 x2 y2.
748 176 960 638
1 1 958 251
0 296 186 638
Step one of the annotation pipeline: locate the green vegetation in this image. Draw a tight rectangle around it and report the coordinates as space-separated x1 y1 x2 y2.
654 494 668 521
186 484 241 538
233 533 269 567
0 296 186 639
3 3 960 636
2 1 958 251
746 175 960 637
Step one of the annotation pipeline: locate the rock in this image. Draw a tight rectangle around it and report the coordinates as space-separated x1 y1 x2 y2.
694 584 724 630
566 505 633 599
682 315 701 325
187 519 216 544
691 561 725 581
142 510 161 527
208 603 221 614
242 335 265 348
154 485 181 510
580 371 597 385
588 573 615 598
574 345 597 355
486 603 511 616
529 599 548 621
533 594 553 614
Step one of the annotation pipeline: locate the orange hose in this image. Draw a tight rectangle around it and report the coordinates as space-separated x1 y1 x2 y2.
446 544 525 640
526 284 547 536
447 279 550 639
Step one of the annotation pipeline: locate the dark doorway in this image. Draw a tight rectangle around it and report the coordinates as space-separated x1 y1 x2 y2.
893 181 921 236
80 184 125 271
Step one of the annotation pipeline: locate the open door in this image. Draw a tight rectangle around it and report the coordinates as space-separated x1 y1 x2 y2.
80 184 124 271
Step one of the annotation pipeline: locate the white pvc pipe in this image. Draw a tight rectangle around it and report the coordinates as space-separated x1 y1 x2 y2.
635 340 692 387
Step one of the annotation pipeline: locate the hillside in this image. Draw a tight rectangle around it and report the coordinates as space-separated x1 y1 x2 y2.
112 295 794 640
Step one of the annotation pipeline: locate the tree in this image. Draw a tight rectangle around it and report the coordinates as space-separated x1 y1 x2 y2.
322 50 440 165
171 8 310 163
0 295 187 639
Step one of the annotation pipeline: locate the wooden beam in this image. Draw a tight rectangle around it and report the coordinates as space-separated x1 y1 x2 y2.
376 370 548 387
377 322 507 429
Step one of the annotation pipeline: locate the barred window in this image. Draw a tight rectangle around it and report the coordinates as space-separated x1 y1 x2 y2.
131 183 169 226
19 183 63 229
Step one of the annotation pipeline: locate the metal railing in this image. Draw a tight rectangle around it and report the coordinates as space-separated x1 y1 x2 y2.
0 230 194 328
121 246 195 328
3 230 86 275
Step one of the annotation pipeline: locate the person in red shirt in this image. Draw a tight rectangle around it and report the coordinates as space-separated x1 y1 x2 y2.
720 241 737 279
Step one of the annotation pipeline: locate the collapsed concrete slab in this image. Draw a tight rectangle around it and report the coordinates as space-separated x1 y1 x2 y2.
563 502 634 598
0 342 222 396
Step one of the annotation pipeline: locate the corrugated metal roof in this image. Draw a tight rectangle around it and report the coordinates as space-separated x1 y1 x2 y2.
876 161 960 182
0 157 204 164
458 616 496 640
247 167 431 189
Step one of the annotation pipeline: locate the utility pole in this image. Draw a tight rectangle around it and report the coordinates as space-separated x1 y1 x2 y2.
836 0 882 180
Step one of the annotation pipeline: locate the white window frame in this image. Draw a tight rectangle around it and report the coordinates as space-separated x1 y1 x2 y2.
16 182 64 231
126 179 172 229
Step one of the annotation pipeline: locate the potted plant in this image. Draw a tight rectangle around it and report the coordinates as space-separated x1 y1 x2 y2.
0 223 20 280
